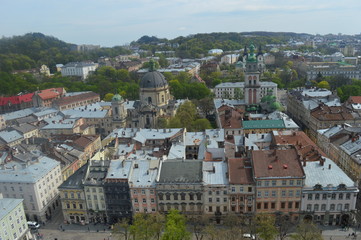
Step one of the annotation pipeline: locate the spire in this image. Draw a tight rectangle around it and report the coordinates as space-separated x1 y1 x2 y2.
243 45 248 56
257 45 263 56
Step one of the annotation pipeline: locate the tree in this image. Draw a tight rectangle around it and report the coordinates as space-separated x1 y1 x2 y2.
233 88 244 100
317 80 330 90
112 218 132 240
130 213 164 240
275 213 293 240
290 221 323 240
188 215 208 240
104 93 115 101
192 119 212 131
255 214 278 240
195 97 214 116
161 209 191 240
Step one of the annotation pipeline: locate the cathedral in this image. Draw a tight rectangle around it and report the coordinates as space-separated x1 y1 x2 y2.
111 62 179 129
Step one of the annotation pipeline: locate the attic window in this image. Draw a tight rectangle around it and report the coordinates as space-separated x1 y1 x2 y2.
268 165 273 169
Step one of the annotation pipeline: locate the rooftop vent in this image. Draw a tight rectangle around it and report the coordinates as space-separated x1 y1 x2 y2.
268 165 273 169
283 164 288 169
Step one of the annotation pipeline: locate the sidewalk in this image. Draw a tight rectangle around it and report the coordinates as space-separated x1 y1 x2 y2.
57 223 111 233
320 225 360 238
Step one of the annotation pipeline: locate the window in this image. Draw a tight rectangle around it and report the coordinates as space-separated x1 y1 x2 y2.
282 180 287 186
216 191 220 195
296 190 301 197
307 204 312 211
272 180 276 186
265 181 270 187
257 191 262 198
142 198 146 203
134 199 138 203
308 194 313 200
321 204 326 211
216 198 220 203
151 198 155 203
224 198 227 202
264 191 269 197
264 202 268 209
248 187 252 192
288 202 293 209
73 203 76 208
181 194 185 200
271 191 276 197
141 190 145 194
289 180 294 186
209 206 213 212
158 194 163 200
288 190 294 197
331 194 336 200
257 203 261 209
209 198 212 203
314 204 319 211
174 194 178 200
297 180 302 185
315 193 320 200
257 181 262 186
338 193 343 200
295 202 300 209
337 204 342 211
346 193 351 200
281 202 286 209
240 187 243 192
223 190 227 195
345 204 349 210
322 194 327 200
330 204 335 211
166 195 170 200
271 202 276 209
189 194 194 200
282 191 286 197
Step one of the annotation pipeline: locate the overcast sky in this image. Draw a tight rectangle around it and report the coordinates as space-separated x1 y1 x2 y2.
1 0 360 47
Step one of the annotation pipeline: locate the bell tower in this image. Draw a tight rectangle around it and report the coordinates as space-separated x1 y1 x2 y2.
244 44 261 105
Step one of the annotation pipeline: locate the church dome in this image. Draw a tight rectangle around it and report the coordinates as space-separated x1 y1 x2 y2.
112 93 123 102
140 71 168 89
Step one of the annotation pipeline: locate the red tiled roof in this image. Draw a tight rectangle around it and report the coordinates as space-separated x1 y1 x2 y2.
252 148 305 179
272 131 326 159
311 105 353 121
0 93 34 106
348 96 361 104
228 158 254 185
37 88 64 100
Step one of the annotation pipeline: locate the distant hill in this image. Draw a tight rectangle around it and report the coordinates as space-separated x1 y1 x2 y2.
133 31 313 58
0 33 130 72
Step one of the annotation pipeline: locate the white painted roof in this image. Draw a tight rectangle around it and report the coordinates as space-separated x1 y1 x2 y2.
129 160 159 188
203 161 229 186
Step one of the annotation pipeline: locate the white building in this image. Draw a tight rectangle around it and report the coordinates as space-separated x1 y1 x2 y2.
0 156 62 222
0 194 32 240
220 54 239 64
203 161 229 222
214 82 277 100
301 158 359 226
61 62 98 80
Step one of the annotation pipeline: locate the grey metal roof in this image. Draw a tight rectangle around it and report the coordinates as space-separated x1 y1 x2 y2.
0 197 23 220
0 156 60 183
158 160 203 183
129 160 159 188
0 130 23 143
140 71 168 88
303 158 356 189
203 161 229 186
59 163 88 189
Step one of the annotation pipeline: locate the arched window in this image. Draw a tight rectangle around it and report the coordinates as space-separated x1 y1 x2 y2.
314 204 319 211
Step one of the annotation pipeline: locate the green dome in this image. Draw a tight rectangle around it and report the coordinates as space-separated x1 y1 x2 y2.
246 44 257 63
112 93 123 102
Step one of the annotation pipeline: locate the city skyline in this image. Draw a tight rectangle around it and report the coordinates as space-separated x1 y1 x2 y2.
1 0 360 47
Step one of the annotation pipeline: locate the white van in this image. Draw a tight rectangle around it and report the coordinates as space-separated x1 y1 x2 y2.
27 221 40 229
243 233 256 239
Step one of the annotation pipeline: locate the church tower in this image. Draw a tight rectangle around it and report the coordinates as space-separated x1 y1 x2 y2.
244 44 261 105
111 93 127 128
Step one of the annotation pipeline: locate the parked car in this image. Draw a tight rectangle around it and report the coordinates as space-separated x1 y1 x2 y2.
27 221 40 229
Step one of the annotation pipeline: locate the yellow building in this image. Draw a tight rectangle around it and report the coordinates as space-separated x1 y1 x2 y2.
59 164 89 224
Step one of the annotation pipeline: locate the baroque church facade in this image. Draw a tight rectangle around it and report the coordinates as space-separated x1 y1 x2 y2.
111 64 179 129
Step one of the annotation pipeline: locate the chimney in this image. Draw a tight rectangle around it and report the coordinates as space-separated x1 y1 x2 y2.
328 164 331 170
320 158 324 166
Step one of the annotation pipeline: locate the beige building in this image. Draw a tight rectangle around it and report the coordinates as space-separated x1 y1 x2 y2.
228 158 255 215
156 160 203 215
253 148 305 222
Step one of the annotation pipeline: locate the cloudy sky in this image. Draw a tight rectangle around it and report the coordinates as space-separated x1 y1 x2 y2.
1 0 360 47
